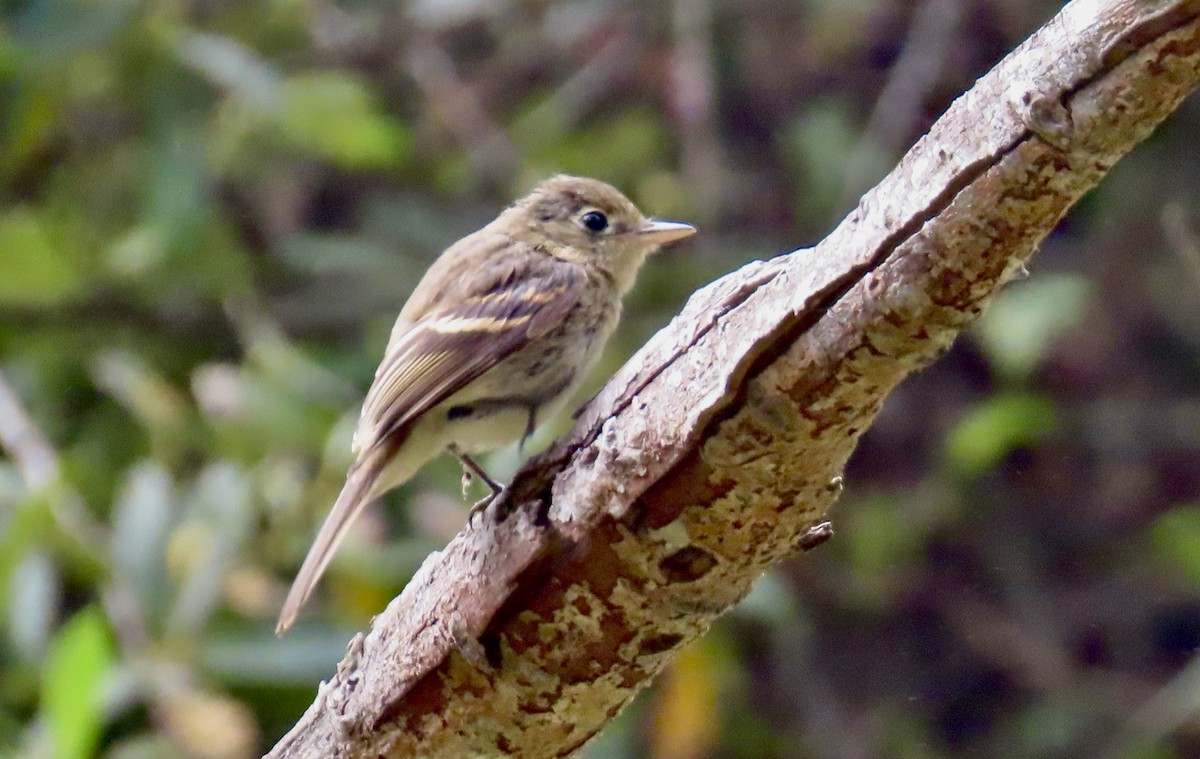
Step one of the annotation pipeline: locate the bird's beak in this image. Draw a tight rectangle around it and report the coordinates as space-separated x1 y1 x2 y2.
637 219 697 246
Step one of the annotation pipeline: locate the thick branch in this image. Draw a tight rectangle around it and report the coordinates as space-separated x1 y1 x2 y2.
269 1 1200 756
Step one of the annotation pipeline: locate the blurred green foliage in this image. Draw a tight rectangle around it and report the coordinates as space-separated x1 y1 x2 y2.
944 392 1056 477
2 0 1200 757
974 274 1092 382
39 607 114 759
1152 506 1200 584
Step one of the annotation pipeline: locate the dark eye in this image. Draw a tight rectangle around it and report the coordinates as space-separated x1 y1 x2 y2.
581 211 608 232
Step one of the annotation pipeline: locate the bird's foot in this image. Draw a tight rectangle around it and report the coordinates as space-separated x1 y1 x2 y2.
467 484 509 527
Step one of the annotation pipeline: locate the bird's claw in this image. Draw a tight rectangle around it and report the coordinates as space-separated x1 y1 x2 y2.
466 485 509 527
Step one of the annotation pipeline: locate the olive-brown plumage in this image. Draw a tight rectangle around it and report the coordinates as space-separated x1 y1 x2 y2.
276 175 695 634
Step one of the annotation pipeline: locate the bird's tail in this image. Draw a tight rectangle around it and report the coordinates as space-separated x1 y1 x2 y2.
275 447 391 635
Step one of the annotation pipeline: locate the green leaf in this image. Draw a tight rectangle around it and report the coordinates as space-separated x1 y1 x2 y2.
8 550 60 663
110 463 176 621
175 31 281 107
278 73 411 169
0 493 56 607
974 274 1092 381
0 208 84 306
166 463 254 638
944 392 1056 477
40 607 115 759
1150 504 1200 584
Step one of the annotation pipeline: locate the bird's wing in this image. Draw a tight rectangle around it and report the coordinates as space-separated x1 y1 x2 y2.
357 263 584 452
275 262 583 635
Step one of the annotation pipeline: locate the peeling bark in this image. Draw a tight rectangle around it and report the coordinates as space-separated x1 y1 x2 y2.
268 1 1200 756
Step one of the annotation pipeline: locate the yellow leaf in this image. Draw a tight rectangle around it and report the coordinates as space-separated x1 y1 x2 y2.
650 639 722 759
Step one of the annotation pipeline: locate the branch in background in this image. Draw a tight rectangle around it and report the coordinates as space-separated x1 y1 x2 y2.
0 369 110 554
0 370 59 489
840 0 963 208
404 35 521 190
269 1 1200 756
672 0 725 222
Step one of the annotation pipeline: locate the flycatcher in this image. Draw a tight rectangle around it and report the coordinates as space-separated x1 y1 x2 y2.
276 175 696 634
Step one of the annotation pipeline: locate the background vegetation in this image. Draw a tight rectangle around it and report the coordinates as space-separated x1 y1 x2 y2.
2 0 1200 757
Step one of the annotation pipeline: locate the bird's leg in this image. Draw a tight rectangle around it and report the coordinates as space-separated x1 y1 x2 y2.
448 444 506 524
518 406 537 456
450 446 502 494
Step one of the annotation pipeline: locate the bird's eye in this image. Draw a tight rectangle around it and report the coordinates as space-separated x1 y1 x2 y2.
581 211 609 233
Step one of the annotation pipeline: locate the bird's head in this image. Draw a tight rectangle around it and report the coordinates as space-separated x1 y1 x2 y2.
505 175 696 293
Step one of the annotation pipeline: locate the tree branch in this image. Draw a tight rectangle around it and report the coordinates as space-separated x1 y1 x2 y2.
268 1 1200 756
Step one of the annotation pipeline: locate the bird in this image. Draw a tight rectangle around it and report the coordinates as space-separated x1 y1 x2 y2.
275 175 696 634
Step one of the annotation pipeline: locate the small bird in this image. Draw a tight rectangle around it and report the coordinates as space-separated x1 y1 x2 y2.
276 175 695 634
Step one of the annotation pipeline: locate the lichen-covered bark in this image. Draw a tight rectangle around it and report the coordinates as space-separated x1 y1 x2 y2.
268 1 1200 756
